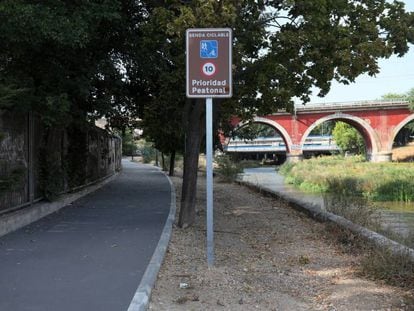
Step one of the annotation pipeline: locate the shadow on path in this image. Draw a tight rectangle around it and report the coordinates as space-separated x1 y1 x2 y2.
0 160 171 311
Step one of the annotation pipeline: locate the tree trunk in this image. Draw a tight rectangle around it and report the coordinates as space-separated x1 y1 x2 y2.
161 152 167 171
178 99 205 228
169 150 176 176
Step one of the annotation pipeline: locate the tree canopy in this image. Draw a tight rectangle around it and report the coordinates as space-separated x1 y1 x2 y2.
0 0 146 128
137 0 414 227
1 0 414 227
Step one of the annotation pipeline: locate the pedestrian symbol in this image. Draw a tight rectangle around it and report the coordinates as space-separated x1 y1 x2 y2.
200 40 218 58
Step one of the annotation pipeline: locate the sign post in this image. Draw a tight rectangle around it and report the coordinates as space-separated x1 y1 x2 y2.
186 28 232 266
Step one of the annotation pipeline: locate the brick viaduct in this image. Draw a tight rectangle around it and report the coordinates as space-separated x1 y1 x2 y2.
230 100 413 162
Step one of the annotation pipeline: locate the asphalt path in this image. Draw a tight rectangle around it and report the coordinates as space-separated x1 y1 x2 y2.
0 160 171 311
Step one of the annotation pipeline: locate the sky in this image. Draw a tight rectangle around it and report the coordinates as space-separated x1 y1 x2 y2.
307 1 414 104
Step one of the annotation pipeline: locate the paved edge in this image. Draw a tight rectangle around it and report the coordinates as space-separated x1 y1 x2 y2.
0 173 119 238
127 168 176 311
237 179 414 263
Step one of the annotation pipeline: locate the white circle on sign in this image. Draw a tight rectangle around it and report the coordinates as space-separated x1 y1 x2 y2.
202 62 216 76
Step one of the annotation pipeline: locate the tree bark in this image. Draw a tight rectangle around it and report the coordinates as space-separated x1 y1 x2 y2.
155 149 159 166
169 150 176 176
161 152 167 171
178 99 205 228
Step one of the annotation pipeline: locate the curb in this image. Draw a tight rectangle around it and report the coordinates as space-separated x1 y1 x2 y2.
237 179 414 263
0 173 119 238
127 168 176 311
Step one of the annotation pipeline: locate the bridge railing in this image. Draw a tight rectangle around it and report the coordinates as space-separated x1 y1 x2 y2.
226 135 339 153
294 99 409 112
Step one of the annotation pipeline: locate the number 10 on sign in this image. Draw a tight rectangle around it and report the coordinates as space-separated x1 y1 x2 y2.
203 63 216 76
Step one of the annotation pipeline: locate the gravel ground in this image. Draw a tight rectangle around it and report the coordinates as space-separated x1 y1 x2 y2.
149 175 413 311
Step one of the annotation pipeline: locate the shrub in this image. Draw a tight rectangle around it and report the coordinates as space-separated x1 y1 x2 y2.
360 246 414 288
215 154 243 182
324 192 381 230
137 140 156 164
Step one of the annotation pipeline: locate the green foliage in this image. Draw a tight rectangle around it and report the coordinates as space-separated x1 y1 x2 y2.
281 155 414 202
0 164 25 194
233 123 278 141
381 88 414 110
139 0 414 154
66 126 89 189
407 88 414 110
0 84 30 110
324 179 381 230
278 162 294 175
215 154 243 183
39 149 65 201
0 0 141 126
381 92 406 100
137 140 157 164
120 130 137 156
309 121 335 136
2 0 414 224
332 121 365 154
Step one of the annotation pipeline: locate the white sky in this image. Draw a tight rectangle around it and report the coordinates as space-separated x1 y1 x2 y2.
308 0 414 104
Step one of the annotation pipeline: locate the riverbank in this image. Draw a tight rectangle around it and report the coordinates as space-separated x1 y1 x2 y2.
149 174 413 310
280 155 414 202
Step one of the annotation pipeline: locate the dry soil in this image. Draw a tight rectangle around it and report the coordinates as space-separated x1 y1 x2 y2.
149 175 413 311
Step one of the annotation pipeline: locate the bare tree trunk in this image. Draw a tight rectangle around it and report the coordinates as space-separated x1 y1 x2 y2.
169 150 176 176
161 152 167 171
178 99 205 228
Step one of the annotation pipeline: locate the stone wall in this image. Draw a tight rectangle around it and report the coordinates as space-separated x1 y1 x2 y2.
0 111 121 213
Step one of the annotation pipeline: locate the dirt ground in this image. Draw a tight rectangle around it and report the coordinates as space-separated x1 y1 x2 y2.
149 175 413 311
392 144 414 162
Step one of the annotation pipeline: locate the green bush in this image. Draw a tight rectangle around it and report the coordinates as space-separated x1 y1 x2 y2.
215 154 243 182
141 145 156 163
121 130 137 156
136 140 156 164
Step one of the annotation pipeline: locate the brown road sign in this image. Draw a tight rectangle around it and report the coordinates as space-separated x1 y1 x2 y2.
186 28 232 98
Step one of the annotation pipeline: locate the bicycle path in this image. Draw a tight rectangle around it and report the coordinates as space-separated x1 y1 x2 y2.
0 160 172 311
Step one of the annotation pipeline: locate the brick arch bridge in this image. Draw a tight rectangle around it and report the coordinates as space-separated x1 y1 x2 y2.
230 100 413 162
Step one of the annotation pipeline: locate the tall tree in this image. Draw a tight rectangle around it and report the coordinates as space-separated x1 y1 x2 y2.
0 0 146 125
0 1 148 196
135 0 414 228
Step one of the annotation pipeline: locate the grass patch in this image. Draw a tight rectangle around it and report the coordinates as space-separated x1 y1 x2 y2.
280 155 414 202
360 246 414 289
324 195 381 229
323 192 414 289
324 219 414 289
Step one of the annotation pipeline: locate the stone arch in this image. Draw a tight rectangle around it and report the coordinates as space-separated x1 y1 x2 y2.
300 113 380 155
233 117 293 152
388 114 414 151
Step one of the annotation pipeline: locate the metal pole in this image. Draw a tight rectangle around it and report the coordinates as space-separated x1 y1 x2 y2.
206 97 214 266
